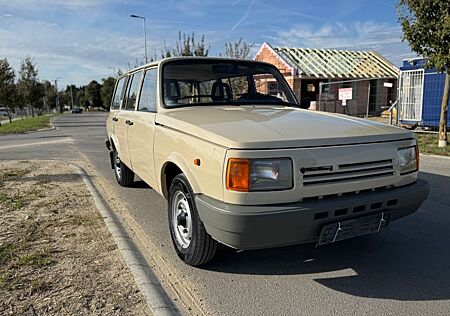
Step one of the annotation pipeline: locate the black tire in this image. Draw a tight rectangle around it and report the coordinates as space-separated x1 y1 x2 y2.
168 174 217 266
113 148 134 187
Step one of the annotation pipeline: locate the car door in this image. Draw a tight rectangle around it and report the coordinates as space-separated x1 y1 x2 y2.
107 76 127 139
127 67 158 188
115 70 143 169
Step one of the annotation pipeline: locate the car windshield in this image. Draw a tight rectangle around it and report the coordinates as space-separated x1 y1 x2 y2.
162 60 298 108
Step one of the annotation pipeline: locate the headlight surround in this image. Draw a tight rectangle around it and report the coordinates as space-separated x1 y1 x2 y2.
226 158 293 192
398 145 419 175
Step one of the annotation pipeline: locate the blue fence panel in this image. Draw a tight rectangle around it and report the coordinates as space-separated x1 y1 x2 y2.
400 58 450 128
422 71 450 128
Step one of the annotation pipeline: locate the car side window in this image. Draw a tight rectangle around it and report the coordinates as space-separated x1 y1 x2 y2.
138 68 157 112
124 71 143 111
111 77 126 110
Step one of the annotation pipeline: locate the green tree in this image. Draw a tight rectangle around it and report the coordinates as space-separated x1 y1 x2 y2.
17 57 41 117
76 88 89 108
85 80 102 109
41 80 57 111
0 58 16 124
35 81 46 114
397 0 450 147
100 77 115 109
65 84 78 109
222 38 253 59
58 90 71 110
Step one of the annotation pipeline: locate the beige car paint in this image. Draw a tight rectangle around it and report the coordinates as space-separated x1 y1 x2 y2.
114 110 134 167
155 106 410 149
107 57 418 207
127 111 158 188
153 125 227 200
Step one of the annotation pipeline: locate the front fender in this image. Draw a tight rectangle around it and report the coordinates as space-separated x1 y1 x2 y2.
164 152 201 195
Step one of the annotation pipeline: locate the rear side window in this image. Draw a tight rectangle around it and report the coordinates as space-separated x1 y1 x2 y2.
124 71 143 111
111 77 126 110
138 68 157 112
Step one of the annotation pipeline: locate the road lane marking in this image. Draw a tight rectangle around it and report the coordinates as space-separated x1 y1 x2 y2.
0 138 74 150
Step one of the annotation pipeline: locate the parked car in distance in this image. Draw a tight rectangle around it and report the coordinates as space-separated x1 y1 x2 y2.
0 107 8 117
105 57 430 266
71 107 83 114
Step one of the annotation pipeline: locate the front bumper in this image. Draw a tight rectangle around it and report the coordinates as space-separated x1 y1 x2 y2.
195 179 430 250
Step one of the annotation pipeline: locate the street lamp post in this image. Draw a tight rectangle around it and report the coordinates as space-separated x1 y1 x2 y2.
130 14 148 64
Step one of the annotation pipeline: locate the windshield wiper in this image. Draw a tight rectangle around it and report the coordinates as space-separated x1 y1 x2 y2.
271 100 301 108
238 100 300 108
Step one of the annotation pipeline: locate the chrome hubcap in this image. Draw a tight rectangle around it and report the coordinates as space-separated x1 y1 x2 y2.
172 191 192 248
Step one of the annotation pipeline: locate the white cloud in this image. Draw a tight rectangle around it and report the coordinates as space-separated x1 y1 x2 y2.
0 14 154 86
0 0 109 12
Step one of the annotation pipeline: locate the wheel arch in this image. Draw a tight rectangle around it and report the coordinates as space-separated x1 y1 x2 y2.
161 157 200 199
109 134 121 153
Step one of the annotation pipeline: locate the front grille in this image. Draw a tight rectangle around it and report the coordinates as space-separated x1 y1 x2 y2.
302 159 394 186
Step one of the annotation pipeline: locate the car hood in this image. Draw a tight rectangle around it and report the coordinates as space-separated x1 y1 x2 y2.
156 106 413 149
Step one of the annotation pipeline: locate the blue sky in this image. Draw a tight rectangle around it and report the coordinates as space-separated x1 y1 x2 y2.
0 0 414 87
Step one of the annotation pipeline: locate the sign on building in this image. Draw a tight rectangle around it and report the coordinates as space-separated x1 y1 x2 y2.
338 88 352 106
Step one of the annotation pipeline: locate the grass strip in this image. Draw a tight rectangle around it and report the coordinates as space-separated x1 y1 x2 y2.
415 132 450 156
0 115 56 134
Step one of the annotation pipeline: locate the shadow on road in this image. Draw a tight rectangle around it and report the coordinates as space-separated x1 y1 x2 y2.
56 123 106 127
129 180 150 189
204 171 450 301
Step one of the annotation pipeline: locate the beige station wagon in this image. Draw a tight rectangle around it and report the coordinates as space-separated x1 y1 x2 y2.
106 57 430 266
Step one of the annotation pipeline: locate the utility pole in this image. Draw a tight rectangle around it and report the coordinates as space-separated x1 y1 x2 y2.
54 77 61 113
70 85 74 109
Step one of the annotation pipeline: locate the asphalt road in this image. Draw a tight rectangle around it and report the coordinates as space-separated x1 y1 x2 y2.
1 113 450 315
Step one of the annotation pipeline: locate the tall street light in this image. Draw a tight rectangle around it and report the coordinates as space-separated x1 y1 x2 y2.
130 14 148 64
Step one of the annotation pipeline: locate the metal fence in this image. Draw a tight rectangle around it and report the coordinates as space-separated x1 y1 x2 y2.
315 78 397 125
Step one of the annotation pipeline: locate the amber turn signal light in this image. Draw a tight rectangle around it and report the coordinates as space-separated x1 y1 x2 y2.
226 158 250 192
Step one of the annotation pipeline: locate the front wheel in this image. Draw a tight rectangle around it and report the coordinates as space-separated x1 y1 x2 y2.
168 174 217 266
113 149 134 187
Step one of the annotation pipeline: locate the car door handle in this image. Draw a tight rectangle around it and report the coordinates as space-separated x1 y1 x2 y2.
125 120 134 126
112 117 118 122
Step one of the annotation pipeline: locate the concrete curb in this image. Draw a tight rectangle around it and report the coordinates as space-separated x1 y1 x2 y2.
33 115 57 133
74 165 180 316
